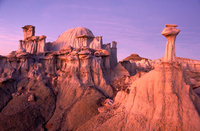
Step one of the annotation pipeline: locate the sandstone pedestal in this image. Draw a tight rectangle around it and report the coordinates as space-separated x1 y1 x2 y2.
161 24 180 62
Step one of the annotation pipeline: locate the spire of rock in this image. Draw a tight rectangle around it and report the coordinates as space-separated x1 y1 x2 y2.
161 24 180 62
16 40 26 53
22 25 35 40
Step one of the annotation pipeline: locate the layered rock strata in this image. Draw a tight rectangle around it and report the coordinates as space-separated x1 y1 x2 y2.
77 63 200 131
0 24 199 130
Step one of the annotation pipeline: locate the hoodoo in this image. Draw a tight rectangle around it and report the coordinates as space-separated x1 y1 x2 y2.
75 24 200 131
0 24 199 131
162 24 180 62
20 25 47 54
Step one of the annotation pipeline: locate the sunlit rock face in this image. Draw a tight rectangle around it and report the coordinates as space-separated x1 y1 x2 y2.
51 27 118 69
20 25 47 54
52 27 101 51
0 24 200 130
161 24 180 62
0 25 117 130
77 63 200 131
22 25 35 39
75 24 199 131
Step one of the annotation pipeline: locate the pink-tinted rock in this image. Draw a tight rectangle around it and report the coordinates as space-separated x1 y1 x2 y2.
27 94 35 102
78 50 91 55
104 98 113 107
77 63 200 131
161 24 180 62
0 24 199 131
94 49 110 57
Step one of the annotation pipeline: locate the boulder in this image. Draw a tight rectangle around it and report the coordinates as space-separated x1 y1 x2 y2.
27 94 35 102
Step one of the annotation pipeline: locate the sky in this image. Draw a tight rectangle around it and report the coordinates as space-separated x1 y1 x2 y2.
0 0 200 61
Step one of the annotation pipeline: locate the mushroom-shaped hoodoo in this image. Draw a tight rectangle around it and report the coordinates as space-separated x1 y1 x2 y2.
161 24 180 36
161 24 180 62
52 27 95 50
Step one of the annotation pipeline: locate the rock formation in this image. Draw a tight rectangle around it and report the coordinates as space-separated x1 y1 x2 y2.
49 27 118 70
0 25 118 130
162 24 180 62
122 53 148 62
0 24 199 130
21 25 47 54
75 24 200 131
77 63 200 131
17 40 26 53
52 27 97 50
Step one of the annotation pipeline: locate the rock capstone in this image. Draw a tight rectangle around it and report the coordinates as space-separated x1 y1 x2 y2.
161 24 180 62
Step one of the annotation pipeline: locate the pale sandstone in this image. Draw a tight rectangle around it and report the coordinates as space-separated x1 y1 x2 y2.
161 24 180 62
78 50 91 55
17 40 26 53
104 98 114 108
0 24 199 130
77 63 200 131
94 49 110 57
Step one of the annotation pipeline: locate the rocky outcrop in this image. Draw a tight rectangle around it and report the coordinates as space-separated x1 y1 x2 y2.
21 25 47 54
0 24 200 130
0 44 114 130
0 79 56 131
123 53 148 62
77 63 200 131
51 27 118 69
162 24 180 62
75 24 200 131
52 27 96 50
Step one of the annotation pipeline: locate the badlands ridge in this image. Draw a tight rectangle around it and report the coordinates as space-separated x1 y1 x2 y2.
0 24 199 131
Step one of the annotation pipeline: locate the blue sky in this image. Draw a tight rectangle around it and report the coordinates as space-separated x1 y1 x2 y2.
0 0 200 60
